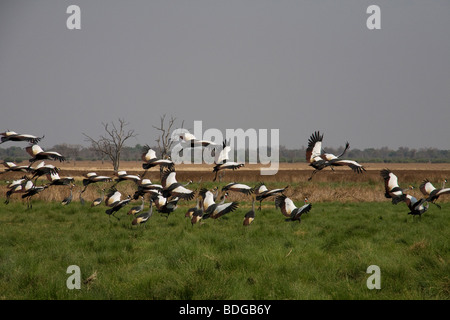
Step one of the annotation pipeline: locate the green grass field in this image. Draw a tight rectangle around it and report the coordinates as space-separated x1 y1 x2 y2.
0 195 449 300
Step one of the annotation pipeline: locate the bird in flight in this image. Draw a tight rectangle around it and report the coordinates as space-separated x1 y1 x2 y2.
306 131 365 181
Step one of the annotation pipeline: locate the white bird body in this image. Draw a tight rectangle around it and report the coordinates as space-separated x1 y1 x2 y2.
405 194 429 217
8 178 28 189
380 169 412 204
419 179 450 209
214 140 232 164
105 189 122 207
212 162 244 182
1 161 33 173
45 172 74 186
1 131 43 144
306 131 363 180
26 144 65 163
161 167 195 200
115 171 141 183
152 194 179 217
141 145 174 169
254 183 288 210
5 177 35 204
275 195 312 222
221 182 254 195
105 196 132 219
132 202 153 226
203 193 239 219
179 132 218 148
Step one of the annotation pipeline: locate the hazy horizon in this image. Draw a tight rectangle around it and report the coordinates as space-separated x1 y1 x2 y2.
1 1 449 151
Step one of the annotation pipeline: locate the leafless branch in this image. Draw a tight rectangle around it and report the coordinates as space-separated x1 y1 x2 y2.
152 114 183 159
82 118 137 172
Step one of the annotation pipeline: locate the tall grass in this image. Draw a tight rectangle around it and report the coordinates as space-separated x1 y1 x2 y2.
0 197 448 300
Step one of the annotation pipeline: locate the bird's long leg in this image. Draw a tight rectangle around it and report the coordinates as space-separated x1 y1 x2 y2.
308 170 318 181
432 202 441 210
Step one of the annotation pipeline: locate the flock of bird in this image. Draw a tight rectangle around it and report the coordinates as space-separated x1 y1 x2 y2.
1 129 448 227
381 169 449 218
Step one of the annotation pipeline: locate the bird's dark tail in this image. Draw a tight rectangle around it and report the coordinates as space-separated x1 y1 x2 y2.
202 213 211 220
142 163 153 170
392 194 406 205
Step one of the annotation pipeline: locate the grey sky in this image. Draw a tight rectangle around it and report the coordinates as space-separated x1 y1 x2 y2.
1 0 449 151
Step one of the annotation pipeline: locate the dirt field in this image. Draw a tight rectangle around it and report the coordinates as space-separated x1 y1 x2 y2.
4 160 450 181
2 161 449 204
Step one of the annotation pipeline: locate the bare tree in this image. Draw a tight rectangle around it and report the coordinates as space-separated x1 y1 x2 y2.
152 114 183 159
83 118 137 172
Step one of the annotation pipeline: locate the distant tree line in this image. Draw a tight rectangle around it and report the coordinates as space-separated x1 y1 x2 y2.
276 146 450 163
1 144 449 164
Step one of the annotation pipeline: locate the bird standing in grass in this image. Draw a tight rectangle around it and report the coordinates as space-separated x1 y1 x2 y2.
91 189 105 207
132 202 153 227
128 196 145 215
61 184 75 206
189 197 204 226
185 197 200 219
243 198 256 226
